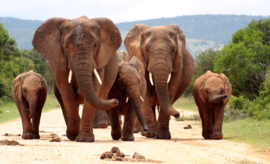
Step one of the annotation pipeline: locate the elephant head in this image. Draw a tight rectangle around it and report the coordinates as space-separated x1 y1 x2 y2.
32 16 122 110
13 71 47 118
117 56 148 130
199 71 232 105
124 24 187 118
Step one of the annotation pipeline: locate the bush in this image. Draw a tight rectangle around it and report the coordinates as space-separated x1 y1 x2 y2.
224 96 248 122
214 18 270 100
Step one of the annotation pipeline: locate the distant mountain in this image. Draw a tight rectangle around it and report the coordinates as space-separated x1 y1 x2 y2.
0 15 267 55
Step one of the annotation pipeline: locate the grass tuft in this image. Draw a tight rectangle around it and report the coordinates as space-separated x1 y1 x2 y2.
223 118 270 150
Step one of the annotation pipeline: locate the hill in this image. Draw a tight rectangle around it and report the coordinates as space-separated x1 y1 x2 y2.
0 15 267 55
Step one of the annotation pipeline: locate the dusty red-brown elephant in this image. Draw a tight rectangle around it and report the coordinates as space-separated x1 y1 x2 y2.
193 71 232 139
32 16 122 142
108 53 148 141
12 70 47 139
124 24 194 139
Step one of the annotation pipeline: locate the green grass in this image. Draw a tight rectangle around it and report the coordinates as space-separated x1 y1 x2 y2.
0 94 59 124
223 118 270 150
173 96 198 111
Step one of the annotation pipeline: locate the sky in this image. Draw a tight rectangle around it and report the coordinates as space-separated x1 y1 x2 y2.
0 0 269 23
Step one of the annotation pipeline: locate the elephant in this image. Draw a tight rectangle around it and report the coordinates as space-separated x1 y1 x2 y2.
32 16 122 142
108 52 148 141
193 70 232 139
124 24 194 139
12 70 47 139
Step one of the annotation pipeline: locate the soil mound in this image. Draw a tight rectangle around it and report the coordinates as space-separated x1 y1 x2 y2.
100 147 161 163
0 139 22 146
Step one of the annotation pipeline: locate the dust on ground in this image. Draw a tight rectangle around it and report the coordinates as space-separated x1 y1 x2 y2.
0 108 269 164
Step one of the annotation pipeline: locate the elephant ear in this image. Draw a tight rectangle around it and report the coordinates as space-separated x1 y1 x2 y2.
129 56 145 78
124 24 150 69
167 24 188 72
92 17 122 69
193 71 213 104
32 17 69 71
12 73 26 102
220 73 232 104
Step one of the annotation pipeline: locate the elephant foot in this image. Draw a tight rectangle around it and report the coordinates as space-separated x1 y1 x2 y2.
22 132 34 139
155 130 171 139
213 132 223 140
111 131 121 140
32 133 40 139
203 133 213 139
97 123 108 128
93 119 110 129
66 130 79 141
141 126 156 138
76 132 95 142
133 126 141 133
122 134 134 141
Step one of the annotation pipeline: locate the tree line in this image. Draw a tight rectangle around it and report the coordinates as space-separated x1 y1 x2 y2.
0 23 53 102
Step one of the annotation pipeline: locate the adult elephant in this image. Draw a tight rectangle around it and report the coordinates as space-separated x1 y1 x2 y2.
124 24 194 139
32 16 122 142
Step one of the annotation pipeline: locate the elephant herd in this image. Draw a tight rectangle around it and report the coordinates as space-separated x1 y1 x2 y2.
12 16 232 142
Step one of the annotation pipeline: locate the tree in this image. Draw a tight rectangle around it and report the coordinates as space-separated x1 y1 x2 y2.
184 48 220 96
214 18 270 100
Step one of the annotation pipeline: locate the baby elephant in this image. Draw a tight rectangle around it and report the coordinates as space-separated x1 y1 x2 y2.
193 71 231 140
108 55 148 141
12 70 47 139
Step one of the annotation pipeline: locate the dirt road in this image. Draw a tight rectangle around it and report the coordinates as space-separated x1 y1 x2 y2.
0 108 269 164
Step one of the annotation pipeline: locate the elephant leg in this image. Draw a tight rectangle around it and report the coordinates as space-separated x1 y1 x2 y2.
31 94 46 139
109 107 121 140
17 100 33 139
76 101 95 142
141 103 157 138
54 82 68 126
198 106 206 138
202 107 214 139
133 116 141 133
55 74 80 141
93 53 118 129
156 107 171 139
93 110 110 128
213 104 225 139
122 104 135 141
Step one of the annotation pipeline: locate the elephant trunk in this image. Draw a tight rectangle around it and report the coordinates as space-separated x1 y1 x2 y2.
130 95 148 131
151 60 180 118
209 94 228 104
73 57 118 110
28 98 38 119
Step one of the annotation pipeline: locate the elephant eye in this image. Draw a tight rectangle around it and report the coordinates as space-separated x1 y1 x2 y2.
23 88 27 93
145 48 149 53
93 43 97 48
221 88 224 93
172 48 175 53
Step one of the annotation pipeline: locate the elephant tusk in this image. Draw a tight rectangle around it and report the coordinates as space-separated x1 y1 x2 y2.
149 72 154 86
94 68 102 85
126 97 129 103
68 70 72 83
167 73 171 84
140 96 144 102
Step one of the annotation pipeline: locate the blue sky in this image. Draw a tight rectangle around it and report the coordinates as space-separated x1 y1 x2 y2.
0 0 269 23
